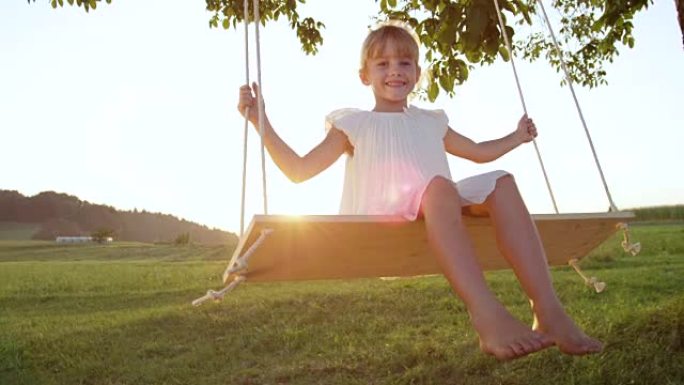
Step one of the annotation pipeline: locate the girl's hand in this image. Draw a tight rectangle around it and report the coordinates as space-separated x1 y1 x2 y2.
237 82 263 126
516 114 537 144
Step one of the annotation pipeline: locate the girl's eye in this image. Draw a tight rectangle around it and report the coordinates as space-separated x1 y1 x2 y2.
377 61 387 67
400 60 411 66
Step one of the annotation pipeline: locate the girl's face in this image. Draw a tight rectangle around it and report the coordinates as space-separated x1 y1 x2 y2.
360 40 420 112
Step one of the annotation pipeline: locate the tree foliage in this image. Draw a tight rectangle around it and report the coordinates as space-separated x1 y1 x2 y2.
32 0 668 100
206 0 325 54
174 232 191 246
29 0 111 12
91 227 114 243
207 0 655 101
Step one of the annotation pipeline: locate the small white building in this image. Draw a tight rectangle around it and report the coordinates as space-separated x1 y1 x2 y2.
55 236 113 243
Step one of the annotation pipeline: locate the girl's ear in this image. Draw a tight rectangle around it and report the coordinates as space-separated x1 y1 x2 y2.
416 65 422 81
359 69 370 86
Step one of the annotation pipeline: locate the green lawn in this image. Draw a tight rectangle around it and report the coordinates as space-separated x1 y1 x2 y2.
0 225 682 385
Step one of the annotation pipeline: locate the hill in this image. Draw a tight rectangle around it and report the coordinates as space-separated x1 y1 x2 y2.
0 190 237 245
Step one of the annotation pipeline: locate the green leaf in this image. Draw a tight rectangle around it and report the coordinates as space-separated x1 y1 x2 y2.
458 60 469 82
461 31 473 51
505 26 514 41
498 45 510 61
502 1 515 13
465 3 488 40
484 36 499 58
436 19 458 46
438 71 452 92
427 80 439 102
465 49 482 63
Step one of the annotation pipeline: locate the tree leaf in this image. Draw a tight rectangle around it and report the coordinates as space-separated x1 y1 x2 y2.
427 80 439 101
498 45 510 61
436 18 458 46
438 70 452 92
465 2 488 41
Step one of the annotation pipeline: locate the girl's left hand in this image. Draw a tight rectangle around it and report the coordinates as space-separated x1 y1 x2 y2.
516 114 537 143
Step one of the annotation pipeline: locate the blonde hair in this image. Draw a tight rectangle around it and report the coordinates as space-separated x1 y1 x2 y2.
360 21 420 72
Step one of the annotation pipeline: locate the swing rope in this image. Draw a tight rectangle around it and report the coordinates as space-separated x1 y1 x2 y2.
534 0 619 212
252 0 269 216
491 0 560 214
491 0 638 291
239 0 250 236
239 0 269 237
192 0 271 306
193 2 639 306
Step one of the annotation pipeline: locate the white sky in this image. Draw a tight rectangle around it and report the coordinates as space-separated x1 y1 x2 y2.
1 0 682 234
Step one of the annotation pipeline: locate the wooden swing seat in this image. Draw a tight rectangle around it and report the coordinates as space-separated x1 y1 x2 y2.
223 210 634 283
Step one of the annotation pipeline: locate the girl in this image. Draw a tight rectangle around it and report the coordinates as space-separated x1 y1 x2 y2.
237 23 603 361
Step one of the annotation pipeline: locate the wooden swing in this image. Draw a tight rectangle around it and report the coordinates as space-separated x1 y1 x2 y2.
192 0 639 306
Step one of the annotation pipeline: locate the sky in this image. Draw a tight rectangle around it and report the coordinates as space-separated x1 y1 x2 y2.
1 0 682 235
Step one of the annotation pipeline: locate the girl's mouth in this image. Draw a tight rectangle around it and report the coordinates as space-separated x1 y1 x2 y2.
386 80 406 87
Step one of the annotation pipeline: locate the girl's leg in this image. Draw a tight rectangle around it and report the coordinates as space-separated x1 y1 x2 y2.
483 174 603 355
420 177 552 360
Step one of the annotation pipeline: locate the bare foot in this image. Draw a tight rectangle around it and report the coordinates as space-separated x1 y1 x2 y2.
533 305 603 355
470 303 554 361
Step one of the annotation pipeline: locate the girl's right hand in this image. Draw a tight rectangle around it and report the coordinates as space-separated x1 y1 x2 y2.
237 82 262 126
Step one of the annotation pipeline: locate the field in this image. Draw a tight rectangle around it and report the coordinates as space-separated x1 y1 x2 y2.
1 224 683 385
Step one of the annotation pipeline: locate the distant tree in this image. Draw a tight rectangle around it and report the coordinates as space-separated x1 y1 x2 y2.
174 232 190 246
0 190 26 221
91 228 114 243
33 218 82 240
2 189 237 245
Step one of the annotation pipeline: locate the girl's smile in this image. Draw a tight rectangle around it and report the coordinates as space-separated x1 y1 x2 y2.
360 41 421 112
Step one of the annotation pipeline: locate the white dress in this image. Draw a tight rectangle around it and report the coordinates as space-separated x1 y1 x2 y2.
326 105 508 220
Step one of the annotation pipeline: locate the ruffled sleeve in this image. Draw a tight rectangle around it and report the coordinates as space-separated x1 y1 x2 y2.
325 108 362 145
409 106 449 138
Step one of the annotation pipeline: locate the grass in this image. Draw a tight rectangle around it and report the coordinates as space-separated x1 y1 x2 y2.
0 224 682 385
0 240 233 262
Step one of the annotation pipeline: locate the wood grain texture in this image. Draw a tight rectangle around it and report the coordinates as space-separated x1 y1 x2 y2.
223 212 634 283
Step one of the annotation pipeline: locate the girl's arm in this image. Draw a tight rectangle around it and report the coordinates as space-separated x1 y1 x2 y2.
238 83 350 183
443 114 537 163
